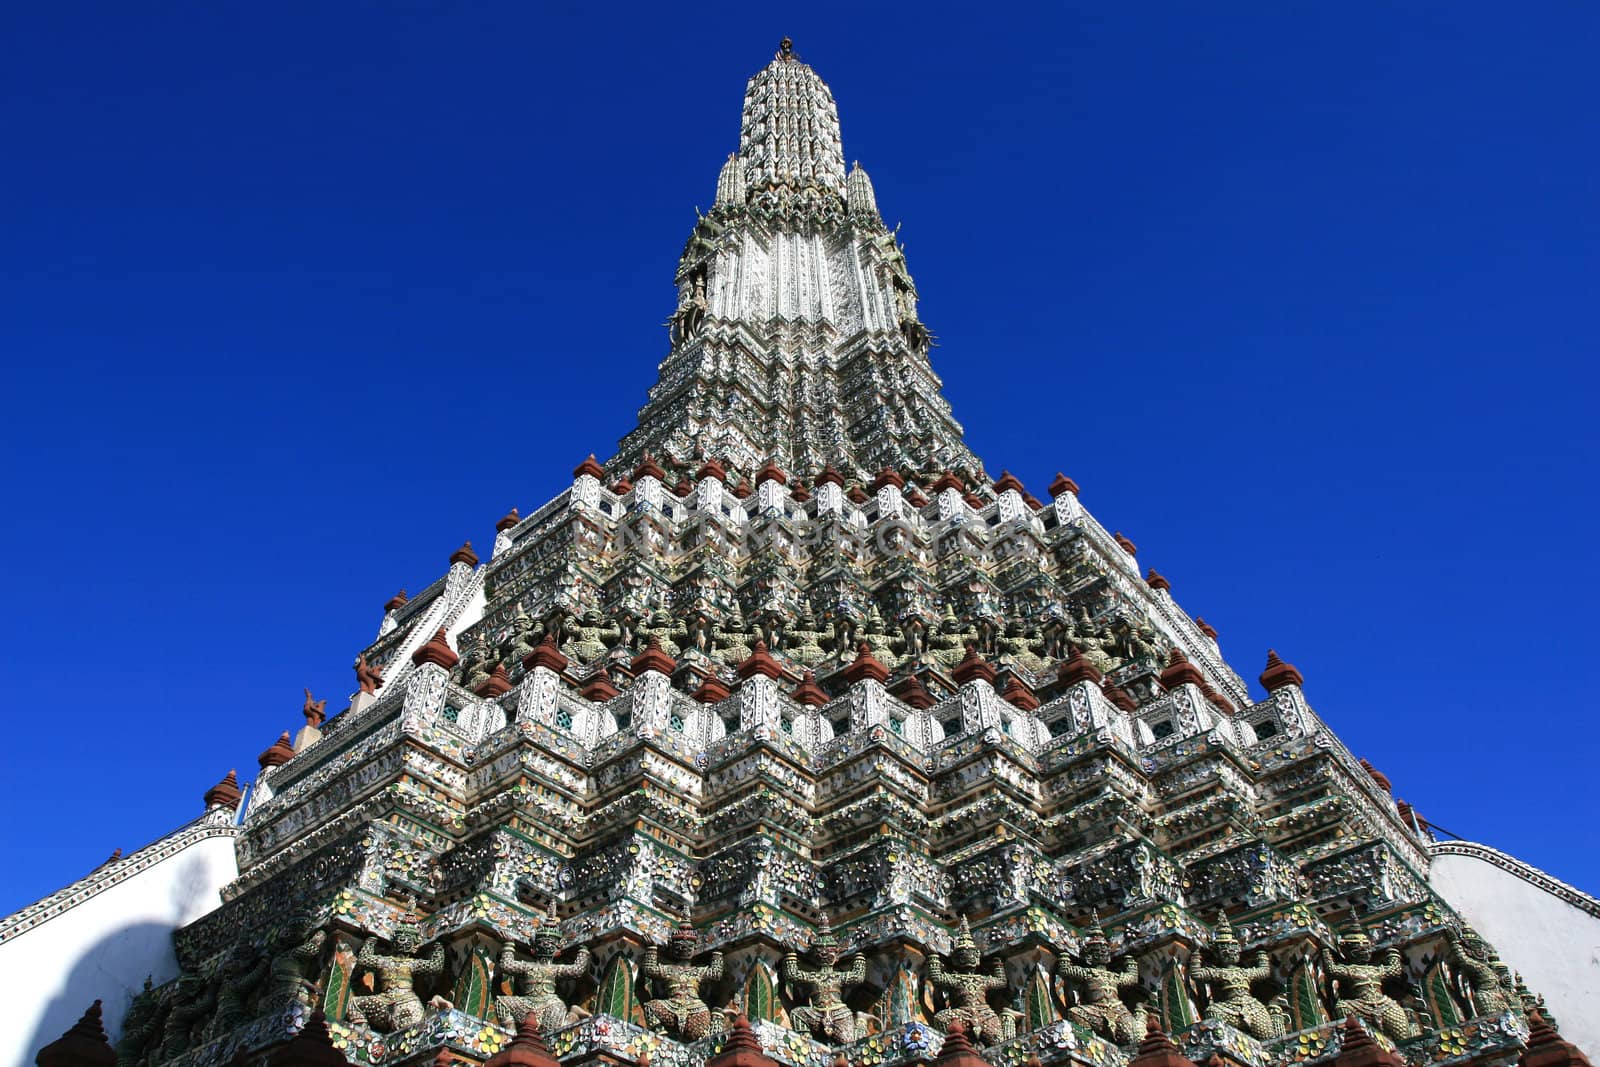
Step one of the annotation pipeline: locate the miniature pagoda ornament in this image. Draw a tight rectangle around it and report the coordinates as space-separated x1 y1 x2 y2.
1321 920 1419 1041
927 916 1018 1046
1186 911 1285 1040
494 903 593 1031
642 923 728 1040
346 922 446 1032
1059 915 1146 1044
782 918 871 1043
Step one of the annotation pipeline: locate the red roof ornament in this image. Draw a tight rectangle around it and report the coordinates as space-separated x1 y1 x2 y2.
963 491 986 509
931 1021 993 1067
35 1001 116 1067
732 478 753 499
1048 472 1080 497
383 589 409 613
475 663 513 698
1522 1011 1592 1067
630 637 676 677
485 1014 562 1067
412 628 460 670
1103 682 1139 713
258 732 295 769
951 643 997 686
1021 492 1044 510
633 453 666 482
1145 569 1171 592
1158 648 1205 691
204 770 243 811
449 541 479 568
1127 1015 1198 1067
790 482 811 503
841 642 890 684
791 670 830 707
496 508 522 533
930 471 965 494
1259 649 1304 691
675 477 693 496
1329 1015 1406 1067
581 668 619 702
993 471 1025 494
1058 645 1103 687
1202 685 1234 715
266 1010 347 1067
847 484 870 504
1113 531 1138 556
693 675 732 703
814 464 845 488
755 459 788 487
1195 617 1218 640
1359 758 1393 794
573 454 606 480
737 640 783 681
1000 675 1040 711
612 475 633 494
524 633 570 674
705 1016 779 1067
871 467 905 491
696 458 728 483
892 673 935 710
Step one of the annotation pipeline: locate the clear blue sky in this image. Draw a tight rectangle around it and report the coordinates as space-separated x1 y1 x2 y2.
2 3 1596 915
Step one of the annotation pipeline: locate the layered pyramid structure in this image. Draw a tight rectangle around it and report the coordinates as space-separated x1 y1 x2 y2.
41 37 1574 1067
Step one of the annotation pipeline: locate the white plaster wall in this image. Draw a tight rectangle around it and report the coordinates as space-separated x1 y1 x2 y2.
1430 845 1600 1059
1 827 237 1067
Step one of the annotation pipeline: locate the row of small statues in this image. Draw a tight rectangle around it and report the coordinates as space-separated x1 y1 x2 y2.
117 906 1520 1066
457 597 1163 692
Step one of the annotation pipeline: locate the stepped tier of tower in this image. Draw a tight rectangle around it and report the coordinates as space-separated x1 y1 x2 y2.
87 39 1556 1067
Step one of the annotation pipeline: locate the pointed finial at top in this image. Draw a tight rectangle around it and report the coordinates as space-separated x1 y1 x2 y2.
779 36 795 59
36 1001 116 1067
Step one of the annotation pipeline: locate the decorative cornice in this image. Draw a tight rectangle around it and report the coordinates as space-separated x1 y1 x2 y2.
1432 839 1600 920
0 808 237 945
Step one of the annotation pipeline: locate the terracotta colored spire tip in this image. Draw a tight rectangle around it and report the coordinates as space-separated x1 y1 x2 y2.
36 1000 115 1067
573 454 605 480
1145 568 1171 592
846 484 870 504
951 642 997 686
1000 674 1040 711
993 470 1025 494
693 674 732 703
871 466 905 491
1259 649 1305 691
1195 616 1218 640
1159 647 1205 691
1058 644 1103 687
383 589 409 613
696 457 728 483
475 662 514 698
524 632 570 674
633 453 666 482
841 641 890 684
892 672 935 710
581 667 620 702
755 459 788 486
448 540 479 568
814 463 845 488
268 1009 344 1067
630 636 676 677
204 770 242 811
1113 531 1137 556
258 732 295 769
1049 472 1080 497
412 627 460 670
791 669 830 707
496 507 522 532
930 470 965 494
484 1012 560 1067
737 640 784 681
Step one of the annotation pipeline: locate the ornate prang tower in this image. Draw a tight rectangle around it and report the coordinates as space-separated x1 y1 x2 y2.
19 37 1591 1067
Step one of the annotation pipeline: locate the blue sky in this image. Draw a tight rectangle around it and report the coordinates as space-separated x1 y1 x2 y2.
1 2 1596 914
